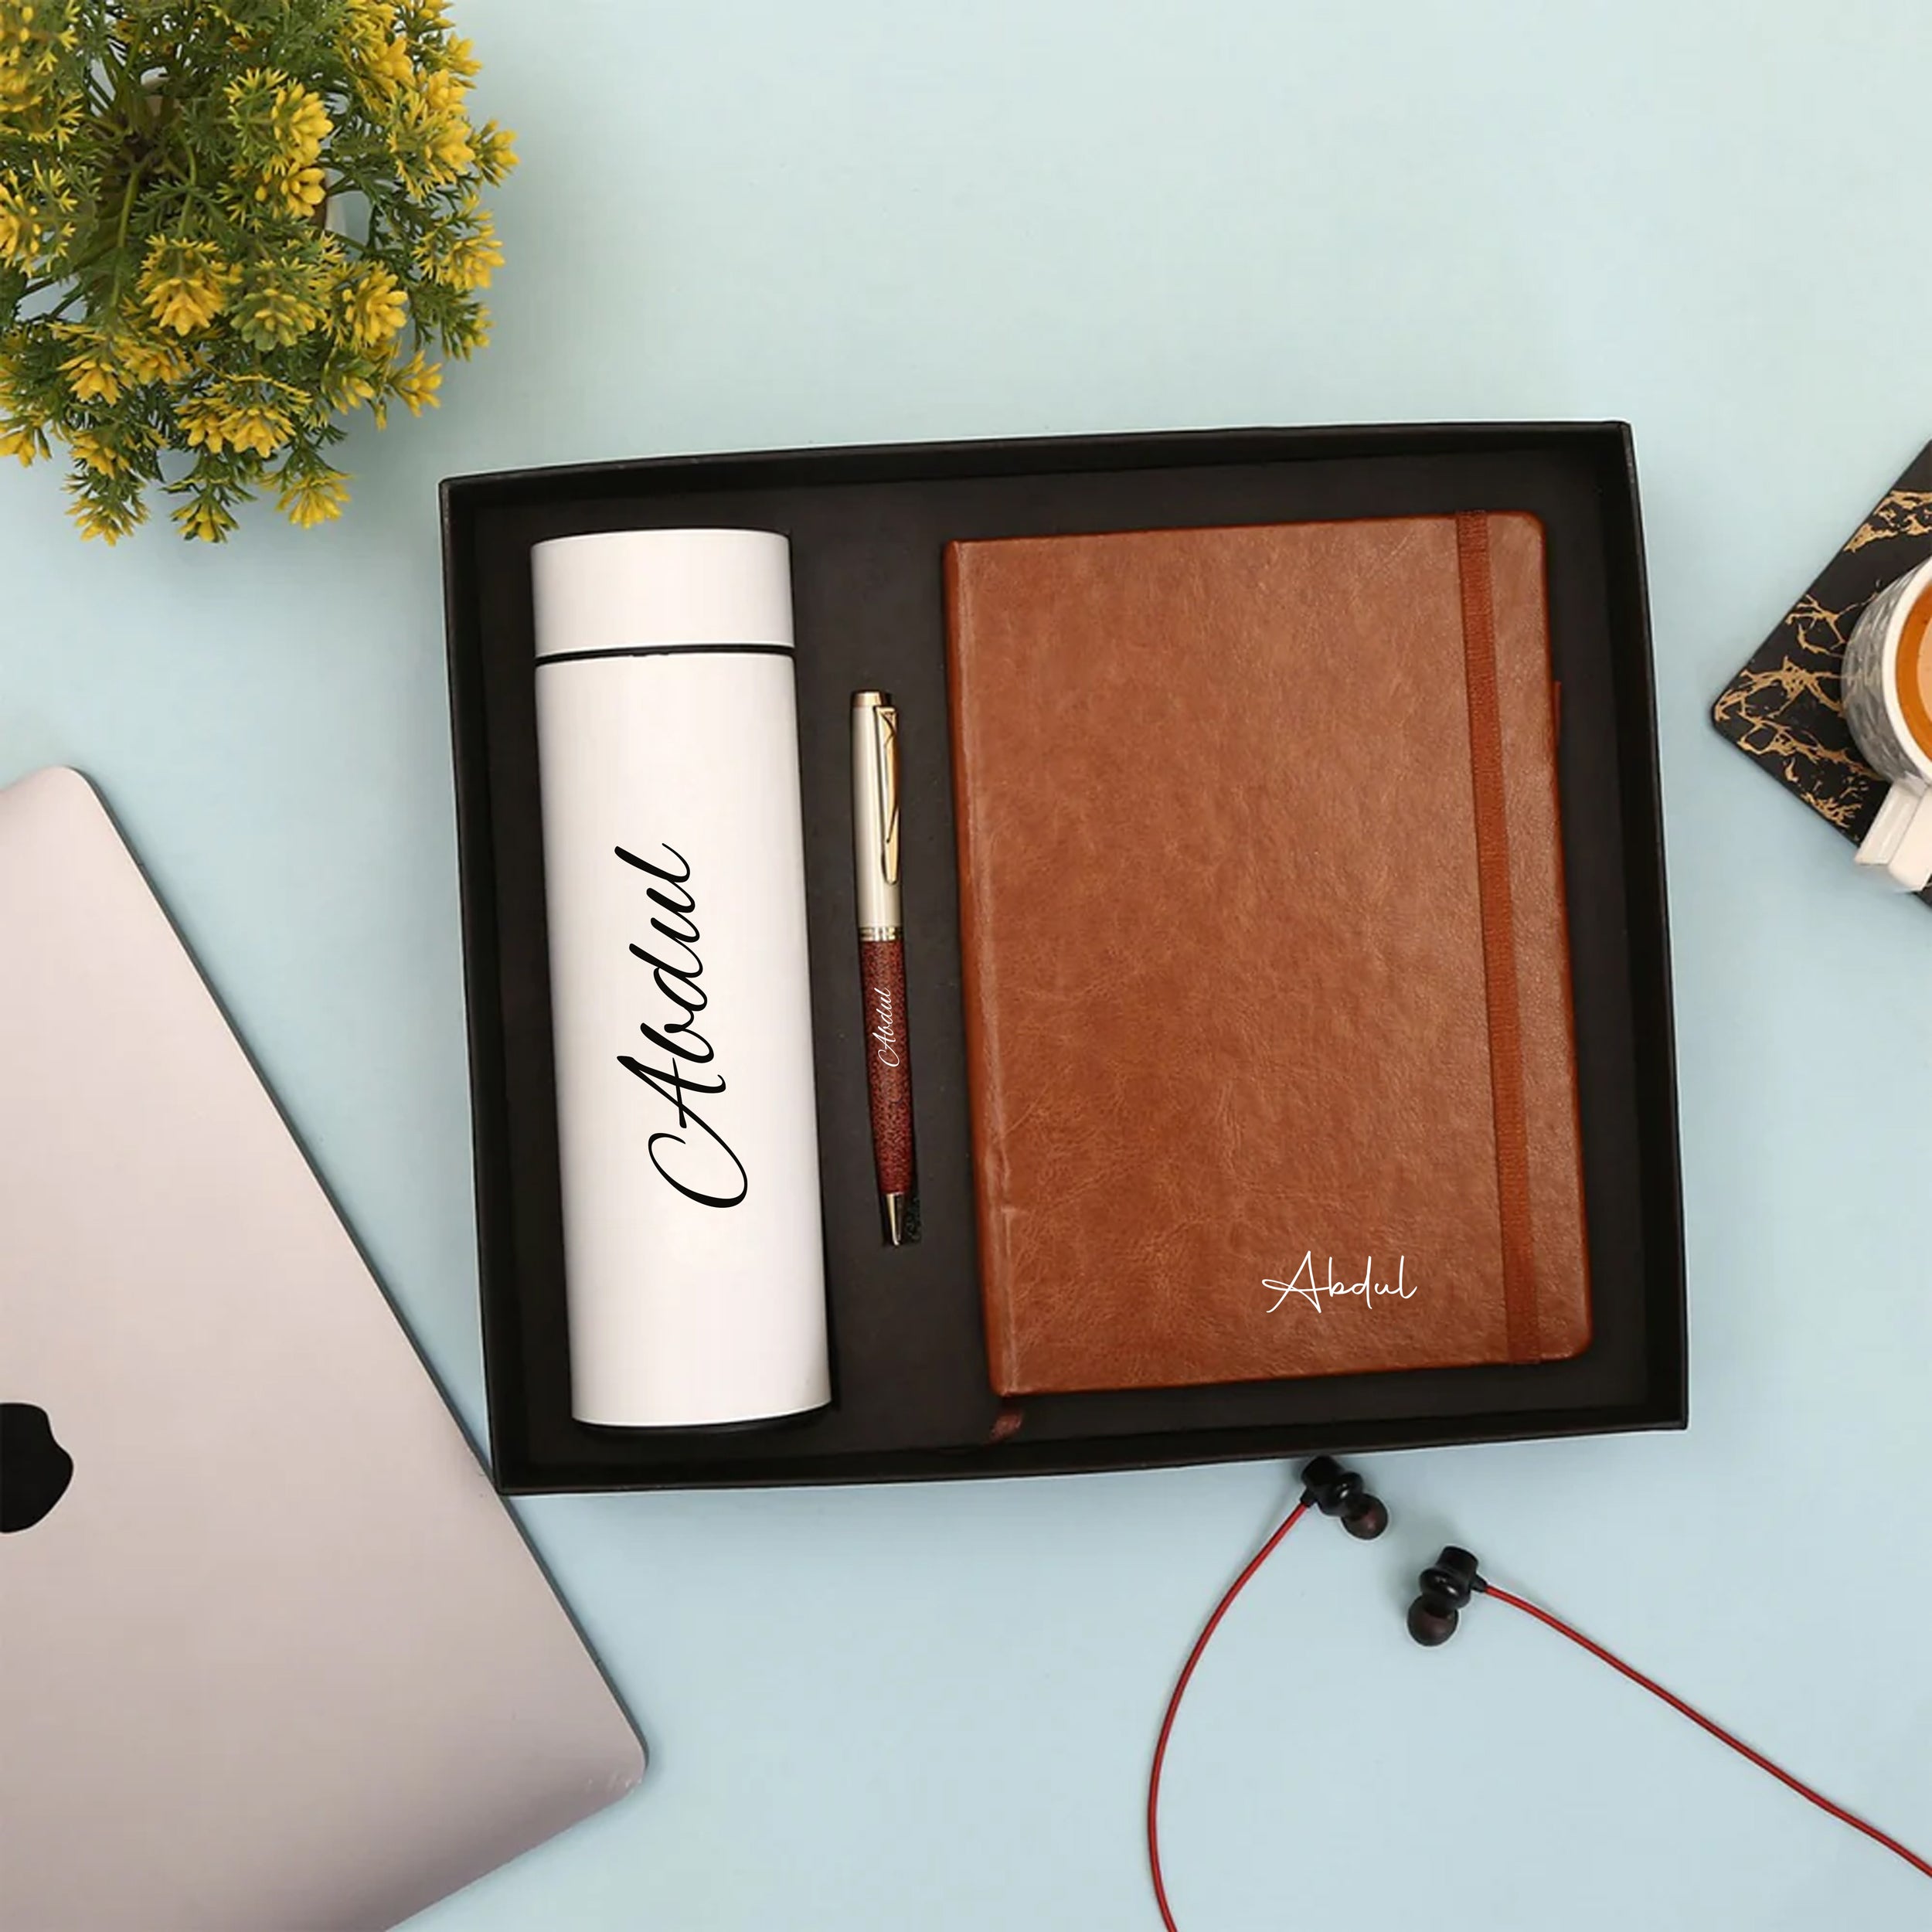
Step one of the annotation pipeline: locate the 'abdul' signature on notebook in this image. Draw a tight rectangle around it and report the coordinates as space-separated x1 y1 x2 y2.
1263 1255 1417 1314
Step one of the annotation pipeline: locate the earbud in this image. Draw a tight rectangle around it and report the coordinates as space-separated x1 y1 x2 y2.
1298 1455 1389 1540
1406 1545 1485 1645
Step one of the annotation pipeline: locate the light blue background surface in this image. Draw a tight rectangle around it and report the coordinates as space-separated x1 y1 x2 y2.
5 3 1930 1926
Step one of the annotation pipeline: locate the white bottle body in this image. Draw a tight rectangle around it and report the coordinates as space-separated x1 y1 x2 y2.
531 530 829 1428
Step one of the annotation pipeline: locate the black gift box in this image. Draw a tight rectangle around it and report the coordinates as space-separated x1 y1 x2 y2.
441 424 1685 1494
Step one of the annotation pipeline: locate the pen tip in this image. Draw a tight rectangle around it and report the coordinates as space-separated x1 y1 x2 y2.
883 1193 920 1245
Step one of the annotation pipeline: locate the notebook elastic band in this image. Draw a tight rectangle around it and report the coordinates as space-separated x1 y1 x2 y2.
1456 512 1540 1359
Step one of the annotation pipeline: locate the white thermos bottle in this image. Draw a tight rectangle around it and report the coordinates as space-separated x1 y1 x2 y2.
530 528 830 1428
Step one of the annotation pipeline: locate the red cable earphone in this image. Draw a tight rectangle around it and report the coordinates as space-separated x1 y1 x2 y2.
1146 1457 1931 1931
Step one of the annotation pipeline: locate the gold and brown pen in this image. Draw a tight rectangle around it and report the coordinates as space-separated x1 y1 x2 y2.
851 691 919 1244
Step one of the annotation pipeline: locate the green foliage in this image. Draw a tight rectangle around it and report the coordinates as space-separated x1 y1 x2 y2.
0 0 515 540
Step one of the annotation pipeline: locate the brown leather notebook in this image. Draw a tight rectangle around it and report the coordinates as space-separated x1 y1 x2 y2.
944 515 1592 1396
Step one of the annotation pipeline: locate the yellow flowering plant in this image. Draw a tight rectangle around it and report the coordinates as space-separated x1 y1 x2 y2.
0 0 514 541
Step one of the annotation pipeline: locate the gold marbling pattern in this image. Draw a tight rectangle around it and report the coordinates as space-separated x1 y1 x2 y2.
1848 488 1932 553
1713 445 1932 899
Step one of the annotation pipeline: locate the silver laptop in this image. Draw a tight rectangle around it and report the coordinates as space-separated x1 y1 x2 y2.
0 768 643 1930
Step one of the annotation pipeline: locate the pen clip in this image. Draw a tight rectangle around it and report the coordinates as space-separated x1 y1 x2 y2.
874 703 900 886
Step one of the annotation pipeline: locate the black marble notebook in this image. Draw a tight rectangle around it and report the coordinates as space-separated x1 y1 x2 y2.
1713 442 1932 908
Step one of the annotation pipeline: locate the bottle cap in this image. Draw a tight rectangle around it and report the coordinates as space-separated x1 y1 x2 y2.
531 528 793 660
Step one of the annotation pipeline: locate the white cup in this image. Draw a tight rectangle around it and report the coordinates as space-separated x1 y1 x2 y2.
1842 555 1932 891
